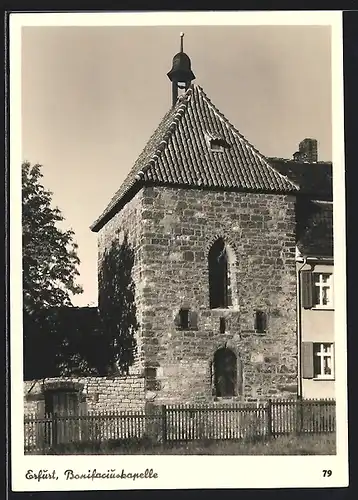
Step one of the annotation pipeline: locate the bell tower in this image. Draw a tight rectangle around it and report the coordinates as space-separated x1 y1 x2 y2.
167 33 196 107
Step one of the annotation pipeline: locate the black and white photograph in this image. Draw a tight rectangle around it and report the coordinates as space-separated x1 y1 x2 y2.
10 11 348 490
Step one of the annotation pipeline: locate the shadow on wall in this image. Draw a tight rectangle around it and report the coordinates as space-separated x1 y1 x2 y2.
98 232 139 376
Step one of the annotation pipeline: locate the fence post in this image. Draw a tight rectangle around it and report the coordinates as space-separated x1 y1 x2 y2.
161 405 167 444
51 413 58 450
267 399 272 437
296 397 303 435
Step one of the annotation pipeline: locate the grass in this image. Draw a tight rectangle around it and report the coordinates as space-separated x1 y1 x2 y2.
32 433 336 455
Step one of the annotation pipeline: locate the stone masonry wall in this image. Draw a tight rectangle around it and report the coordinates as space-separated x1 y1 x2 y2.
24 376 146 415
97 185 298 403
138 186 298 403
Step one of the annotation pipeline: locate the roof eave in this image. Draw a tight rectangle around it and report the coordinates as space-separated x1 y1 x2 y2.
268 157 333 166
142 180 297 195
296 254 334 263
90 180 298 232
90 181 145 233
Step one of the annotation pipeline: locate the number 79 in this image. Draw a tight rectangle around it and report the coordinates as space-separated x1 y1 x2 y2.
323 470 332 477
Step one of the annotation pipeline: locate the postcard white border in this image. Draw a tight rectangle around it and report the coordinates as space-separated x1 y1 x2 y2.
10 10 348 490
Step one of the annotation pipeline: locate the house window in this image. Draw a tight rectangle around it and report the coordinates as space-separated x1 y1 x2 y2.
302 342 335 380
208 238 233 309
313 343 334 379
213 348 237 397
301 270 334 309
313 273 333 308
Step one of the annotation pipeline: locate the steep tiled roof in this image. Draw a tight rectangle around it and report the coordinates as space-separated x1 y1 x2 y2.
296 199 333 257
91 84 298 231
268 158 332 199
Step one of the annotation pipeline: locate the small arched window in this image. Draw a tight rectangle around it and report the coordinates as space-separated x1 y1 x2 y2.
208 238 232 309
213 348 237 397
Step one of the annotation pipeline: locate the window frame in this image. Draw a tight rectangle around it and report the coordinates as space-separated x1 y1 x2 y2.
312 272 334 310
312 342 335 380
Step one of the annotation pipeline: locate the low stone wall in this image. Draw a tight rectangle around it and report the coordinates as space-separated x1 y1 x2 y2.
24 375 146 416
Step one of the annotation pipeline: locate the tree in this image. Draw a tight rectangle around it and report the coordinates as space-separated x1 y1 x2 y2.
22 162 83 313
22 162 83 379
98 234 138 375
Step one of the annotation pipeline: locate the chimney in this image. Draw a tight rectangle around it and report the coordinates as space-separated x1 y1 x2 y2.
294 138 318 162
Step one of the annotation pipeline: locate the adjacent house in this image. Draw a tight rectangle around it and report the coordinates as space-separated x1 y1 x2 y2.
270 149 334 399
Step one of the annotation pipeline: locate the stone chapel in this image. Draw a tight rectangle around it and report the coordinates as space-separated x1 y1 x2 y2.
90 36 333 404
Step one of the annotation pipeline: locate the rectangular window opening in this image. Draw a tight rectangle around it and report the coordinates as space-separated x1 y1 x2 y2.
219 317 226 334
179 308 190 329
313 343 334 379
255 311 267 333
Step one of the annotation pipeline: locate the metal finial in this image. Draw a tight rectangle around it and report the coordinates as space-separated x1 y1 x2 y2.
180 32 184 52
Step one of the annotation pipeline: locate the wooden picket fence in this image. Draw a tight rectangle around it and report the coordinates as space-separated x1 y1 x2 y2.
24 398 336 453
163 399 336 441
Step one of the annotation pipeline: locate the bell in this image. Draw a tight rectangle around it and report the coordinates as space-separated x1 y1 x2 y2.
167 52 196 83
167 33 196 107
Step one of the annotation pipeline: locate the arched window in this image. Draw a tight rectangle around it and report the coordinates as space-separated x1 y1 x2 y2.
208 238 232 309
213 348 237 397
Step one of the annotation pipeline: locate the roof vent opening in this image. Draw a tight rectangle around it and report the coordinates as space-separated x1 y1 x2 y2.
206 135 230 153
